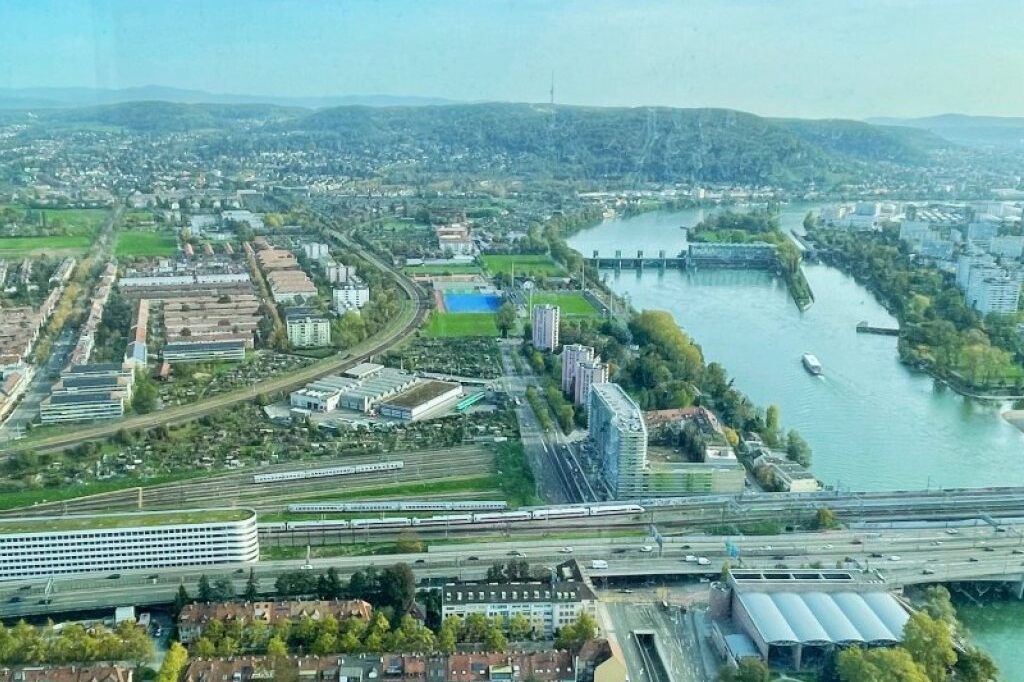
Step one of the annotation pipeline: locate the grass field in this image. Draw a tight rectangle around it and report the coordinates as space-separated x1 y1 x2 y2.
481 254 564 276
425 312 500 337
115 231 178 257
404 264 483 275
0 235 92 257
529 291 601 316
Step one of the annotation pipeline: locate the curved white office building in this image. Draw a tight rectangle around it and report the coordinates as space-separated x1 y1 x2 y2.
0 509 259 581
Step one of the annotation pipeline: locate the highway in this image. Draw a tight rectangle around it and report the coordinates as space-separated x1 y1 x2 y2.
4 523 1024 620
3 224 429 455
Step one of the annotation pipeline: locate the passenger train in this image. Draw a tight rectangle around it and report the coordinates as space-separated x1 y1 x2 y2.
253 461 403 484
288 500 508 513
261 503 644 532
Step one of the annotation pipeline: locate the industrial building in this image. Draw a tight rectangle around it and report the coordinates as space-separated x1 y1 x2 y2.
708 572 911 672
589 383 647 498
378 380 463 421
687 242 777 267
285 307 332 348
532 304 560 351
289 364 420 414
0 509 258 581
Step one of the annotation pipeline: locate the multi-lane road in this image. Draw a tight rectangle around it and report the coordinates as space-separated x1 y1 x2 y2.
4 523 1024 619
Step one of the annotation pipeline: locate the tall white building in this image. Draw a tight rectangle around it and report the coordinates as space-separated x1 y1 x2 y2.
326 262 357 284
589 382 647 498
333 281 371 313
966 269 1023 315
956 250 995 290
573 359 609 408
285 308 332 347
561 344 594 394
531 304 560 351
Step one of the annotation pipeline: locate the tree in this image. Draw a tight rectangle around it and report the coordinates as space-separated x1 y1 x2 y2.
379 563 416 613
496 302 518 337
197 574 213 602
717 658 770 682
555 613 597 651
194 637 216 658
483 622 507 652
902 612 956 682
396 530 424 554
213 576 236 601
920 585 956 626
508 614 532 641
785 429 812 467
765 404 781 445
244 568 260 601
267 635 288 659
836 647 928 682
438 617 460 654
173 584 190 615
956 646 999 682
814 507 839 530
132 370 158 414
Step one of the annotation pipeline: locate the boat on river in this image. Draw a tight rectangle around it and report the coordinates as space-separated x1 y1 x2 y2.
802 353 823 376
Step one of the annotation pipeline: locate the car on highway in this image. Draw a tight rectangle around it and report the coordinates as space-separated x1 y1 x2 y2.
1012 549 1024 555
969 557 979 562
415 559 425 564
507 551 524 557
7 596 21 603
697 557 711 566
889 555 901 562
946 528 959 535
922 568 936 575
466 556 479 562
869 552 883 558
822 544 833 550
684 555 697 563
106 574 120 580
560 547 574 554
639 545 654 553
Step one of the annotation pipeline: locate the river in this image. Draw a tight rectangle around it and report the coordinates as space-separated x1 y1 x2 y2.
567 207 1024 670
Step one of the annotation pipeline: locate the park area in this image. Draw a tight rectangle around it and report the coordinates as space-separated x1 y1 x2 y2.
0 206 109 256
481 254 563 277
425 312 499 337
115 230 178 257
529 291 601 317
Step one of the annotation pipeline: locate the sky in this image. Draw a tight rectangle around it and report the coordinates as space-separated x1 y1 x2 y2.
0 0 1022 119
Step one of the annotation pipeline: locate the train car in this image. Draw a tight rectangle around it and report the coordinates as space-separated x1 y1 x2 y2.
472 511 533 523
531 507 589 520
589 504 645 516
350 517 412 529
254 460 403 484
285 520 350 531
288 500 506 514
411 514 474 526
258 522 288 532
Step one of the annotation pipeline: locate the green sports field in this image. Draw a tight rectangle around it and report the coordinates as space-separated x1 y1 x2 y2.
404 264 483 275
0 235 92 257
529 291 601 316
481 254 564 277
425 312 500 337
115 231 179 257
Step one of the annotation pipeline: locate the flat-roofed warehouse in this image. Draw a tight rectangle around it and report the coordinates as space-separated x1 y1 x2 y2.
378 380 463 421
290 365 420 413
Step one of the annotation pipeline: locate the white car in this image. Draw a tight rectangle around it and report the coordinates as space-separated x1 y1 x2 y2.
560 546 574 554
821 544 833 550
889 555 902 562
639 545 654 553
684 555 698 563
946 528 959 535
697 557 711 566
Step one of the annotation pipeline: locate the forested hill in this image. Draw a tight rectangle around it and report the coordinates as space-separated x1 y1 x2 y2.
23 101 952 185
292 104 950 184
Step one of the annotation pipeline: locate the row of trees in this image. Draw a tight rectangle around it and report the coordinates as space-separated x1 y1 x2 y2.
0 620 153 666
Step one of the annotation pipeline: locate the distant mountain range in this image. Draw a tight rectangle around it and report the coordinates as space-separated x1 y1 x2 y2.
0 97 966 185
867 114 1024 150
0 85 457 110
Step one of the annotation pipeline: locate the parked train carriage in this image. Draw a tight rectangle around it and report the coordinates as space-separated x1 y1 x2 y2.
351 517 412 529
411 514 474 526
473 511 533 523
532 507 589 520
254 460 403 484
286 520 350 531
589 504 645 516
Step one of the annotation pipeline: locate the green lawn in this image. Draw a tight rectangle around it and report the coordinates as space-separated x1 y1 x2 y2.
481 254 564 277
529 291 601 316
0 235 92 257
115 231 178 257
425 312 500 337
39 208 110 235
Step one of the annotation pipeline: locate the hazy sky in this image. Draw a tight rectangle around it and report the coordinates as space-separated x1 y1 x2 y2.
1 0 1021 118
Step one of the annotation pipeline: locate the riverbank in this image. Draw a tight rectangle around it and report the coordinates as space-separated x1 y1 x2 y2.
1002 409 1024 433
